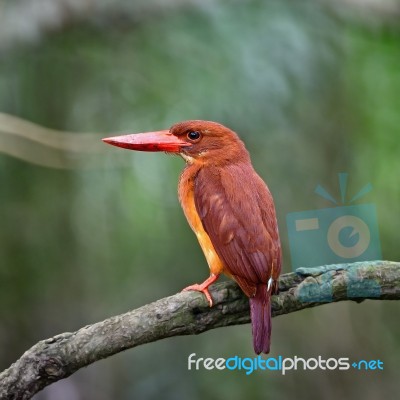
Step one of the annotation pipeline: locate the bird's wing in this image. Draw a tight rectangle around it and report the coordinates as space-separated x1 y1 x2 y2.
194 163 281 297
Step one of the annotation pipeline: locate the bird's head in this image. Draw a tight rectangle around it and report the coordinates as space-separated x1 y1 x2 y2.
103 120 250 166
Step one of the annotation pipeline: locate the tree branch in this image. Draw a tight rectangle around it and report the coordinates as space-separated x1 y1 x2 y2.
1 260 399 399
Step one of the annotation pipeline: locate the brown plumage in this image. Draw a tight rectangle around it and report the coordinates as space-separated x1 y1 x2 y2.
103 120 282 354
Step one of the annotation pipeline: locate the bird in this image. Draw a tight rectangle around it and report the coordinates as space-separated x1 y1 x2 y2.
103 120 282 354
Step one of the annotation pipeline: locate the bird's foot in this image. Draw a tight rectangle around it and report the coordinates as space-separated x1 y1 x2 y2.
182 274 219 307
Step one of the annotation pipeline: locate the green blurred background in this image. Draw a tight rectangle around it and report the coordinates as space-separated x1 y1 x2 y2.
1 0 399 399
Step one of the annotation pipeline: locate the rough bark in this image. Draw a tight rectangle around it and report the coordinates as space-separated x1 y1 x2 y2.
0 260 399 400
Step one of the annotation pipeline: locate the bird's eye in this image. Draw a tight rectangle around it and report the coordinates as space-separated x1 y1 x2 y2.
187 131 201 141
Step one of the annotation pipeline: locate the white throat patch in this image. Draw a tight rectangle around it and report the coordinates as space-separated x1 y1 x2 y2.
180 153 195 164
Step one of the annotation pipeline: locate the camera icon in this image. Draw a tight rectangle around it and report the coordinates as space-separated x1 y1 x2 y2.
286 174 382 271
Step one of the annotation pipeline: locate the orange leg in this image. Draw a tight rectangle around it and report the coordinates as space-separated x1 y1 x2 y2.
182 274 220 307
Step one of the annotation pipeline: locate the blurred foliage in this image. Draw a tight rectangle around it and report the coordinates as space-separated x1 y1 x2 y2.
0 0 399 399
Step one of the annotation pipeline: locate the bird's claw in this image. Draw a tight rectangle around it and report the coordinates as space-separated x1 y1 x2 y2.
181 274 219 307
182 284 214 307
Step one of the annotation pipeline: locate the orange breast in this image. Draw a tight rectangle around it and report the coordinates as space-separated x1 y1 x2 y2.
178 167 226 276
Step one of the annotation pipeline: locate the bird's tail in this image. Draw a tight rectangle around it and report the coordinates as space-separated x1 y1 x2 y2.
250 284 272 354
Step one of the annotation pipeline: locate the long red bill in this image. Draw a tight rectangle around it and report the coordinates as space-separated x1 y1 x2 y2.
102 130 191 153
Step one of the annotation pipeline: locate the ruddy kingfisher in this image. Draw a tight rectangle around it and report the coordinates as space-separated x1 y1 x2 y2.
103 120 282 354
